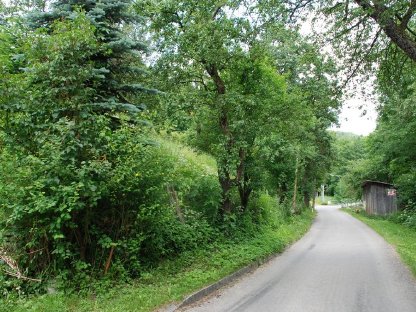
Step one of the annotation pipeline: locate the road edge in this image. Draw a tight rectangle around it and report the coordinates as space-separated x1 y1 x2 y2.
160 211 317 312
342 207 416 279
175 253 276 310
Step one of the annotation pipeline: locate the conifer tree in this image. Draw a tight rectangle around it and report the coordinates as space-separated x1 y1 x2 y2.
0 0 155 279
27 0 153 119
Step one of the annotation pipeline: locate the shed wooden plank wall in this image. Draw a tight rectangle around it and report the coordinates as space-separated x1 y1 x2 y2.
364 184 397 216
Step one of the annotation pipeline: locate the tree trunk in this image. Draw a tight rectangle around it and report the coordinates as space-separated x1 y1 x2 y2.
312 191 316 211
292 155 299 214
312 179 317 211
167 184 185 223
236 147 252 210
303 191 310 209
219 169 233 214
301 171 310 209
238 172 252 211
239 187 252 211
218 110 234 215
205 63 234 215
278 182 288 204
104 246 115 275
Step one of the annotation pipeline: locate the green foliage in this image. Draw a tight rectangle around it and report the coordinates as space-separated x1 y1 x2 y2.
347 52 416 210
326 132 368 200
311 1 416 211
248 191 289 227
141 1 339 216
1 0 338 302
0 123 222 289
0 9 220 295
366 91 416 208
390 210 416 229
1 13 115 293
315 196 338 205
27 0 152 115
0 210 315 312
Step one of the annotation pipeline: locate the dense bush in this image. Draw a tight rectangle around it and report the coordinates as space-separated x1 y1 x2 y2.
0 9 221 295
0 127 222 293
0 123 297 296
0 11 291 297
390 209 416 229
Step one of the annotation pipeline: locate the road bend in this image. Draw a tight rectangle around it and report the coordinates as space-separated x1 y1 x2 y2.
183 205 416 312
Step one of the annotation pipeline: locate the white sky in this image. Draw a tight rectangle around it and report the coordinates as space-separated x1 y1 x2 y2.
300 15 378 137
329 69 378 136
330 97 377 136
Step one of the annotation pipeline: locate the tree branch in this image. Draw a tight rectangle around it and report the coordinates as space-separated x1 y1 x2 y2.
0 248 42 282
212 3 225 20
355 0 416 62
173 11 184 29
335 17 366 39
395 13 416 37
289 0 315 21
344 0 350 21
400 0 416 30
343 29 381 88
204 63 226 94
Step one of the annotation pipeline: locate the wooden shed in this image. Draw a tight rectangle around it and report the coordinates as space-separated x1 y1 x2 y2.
362 181 397 216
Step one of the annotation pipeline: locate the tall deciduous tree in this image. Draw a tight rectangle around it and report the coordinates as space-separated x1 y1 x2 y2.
139 0 308 215
140 0 340 215
293 1 416 86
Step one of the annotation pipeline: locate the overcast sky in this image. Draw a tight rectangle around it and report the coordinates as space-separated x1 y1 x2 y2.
299 19 378 137
329 69 378 136
330 97 377 136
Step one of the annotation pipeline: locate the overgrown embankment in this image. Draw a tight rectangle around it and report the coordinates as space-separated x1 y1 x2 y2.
1 132 316 311
1 210 314 312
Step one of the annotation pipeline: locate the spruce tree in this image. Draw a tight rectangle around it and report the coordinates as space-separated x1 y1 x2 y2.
22 0 154 268
0 1 155 281
27 0 153 119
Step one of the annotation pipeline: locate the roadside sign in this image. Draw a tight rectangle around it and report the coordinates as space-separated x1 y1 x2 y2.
387 189 396 196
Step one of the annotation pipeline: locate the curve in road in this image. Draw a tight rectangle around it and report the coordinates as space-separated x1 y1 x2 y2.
183 205 416 312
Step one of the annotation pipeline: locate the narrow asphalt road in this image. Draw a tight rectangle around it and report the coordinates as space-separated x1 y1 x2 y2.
183 205 416 312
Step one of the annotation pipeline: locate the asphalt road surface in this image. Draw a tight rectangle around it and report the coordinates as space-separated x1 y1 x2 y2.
183 205 416 312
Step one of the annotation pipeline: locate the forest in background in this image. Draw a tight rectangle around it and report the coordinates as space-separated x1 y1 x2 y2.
1 0 416 308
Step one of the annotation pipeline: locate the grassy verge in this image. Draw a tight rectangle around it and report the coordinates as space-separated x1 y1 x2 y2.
343 208 416 277
1 210 315 312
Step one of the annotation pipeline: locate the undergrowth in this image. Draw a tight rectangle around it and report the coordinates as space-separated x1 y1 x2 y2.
0 210 315 312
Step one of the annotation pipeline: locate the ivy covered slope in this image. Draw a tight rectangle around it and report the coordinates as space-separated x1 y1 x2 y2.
1 0 337 308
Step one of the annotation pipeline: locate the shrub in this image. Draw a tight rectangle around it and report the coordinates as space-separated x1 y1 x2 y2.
0 127 222 294
246 191 287 229
392 209 416 229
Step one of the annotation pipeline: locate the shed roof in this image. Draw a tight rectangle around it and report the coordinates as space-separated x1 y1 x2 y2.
362 180 395 188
